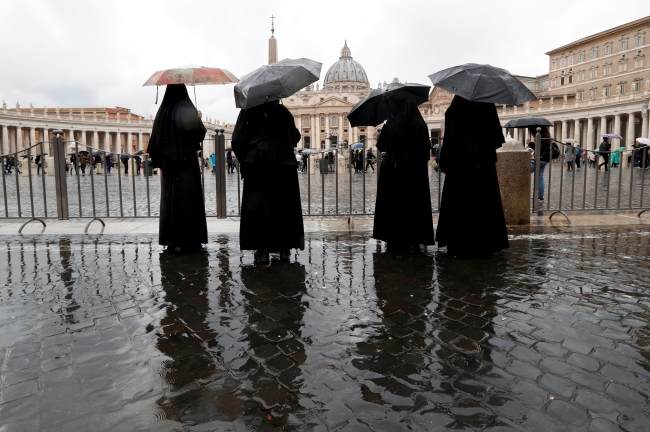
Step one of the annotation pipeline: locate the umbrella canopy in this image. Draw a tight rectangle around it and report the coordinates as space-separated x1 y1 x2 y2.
120 154 131 163
564 138 578 144
602 134 623 140
503 116 553 128
428 63 536 105
635 138 650 145
79 151 89 156
325 147 337 153
432 144 441 149
133 150 145 156
347 82 431 127
143 65 239 87
91 151 104 157
225 147 233 152
614 147 627 151
234 58 322 109
351 142 364 149
301 149 317 154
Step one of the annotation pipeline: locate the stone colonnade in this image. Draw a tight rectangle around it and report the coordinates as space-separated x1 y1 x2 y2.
294 114 376 151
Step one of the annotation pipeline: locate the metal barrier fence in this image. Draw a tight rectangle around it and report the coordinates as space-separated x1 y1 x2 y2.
532 129 650 222
4 128 646 233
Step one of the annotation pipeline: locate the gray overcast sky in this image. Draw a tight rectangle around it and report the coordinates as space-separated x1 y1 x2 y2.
1 1 647 123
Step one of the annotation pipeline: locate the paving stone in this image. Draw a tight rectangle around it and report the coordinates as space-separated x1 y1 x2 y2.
510 346 542 365
506 359 542 381
566 352 600 372
545 399 590 428
574 389 619 414
604 382 647 407
538 374 576 399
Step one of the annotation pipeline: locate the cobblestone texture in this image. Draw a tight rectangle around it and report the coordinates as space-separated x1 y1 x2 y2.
0 228 649 431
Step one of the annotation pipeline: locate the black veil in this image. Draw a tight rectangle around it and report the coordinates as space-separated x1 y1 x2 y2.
376 98 430 160
147 84 206 170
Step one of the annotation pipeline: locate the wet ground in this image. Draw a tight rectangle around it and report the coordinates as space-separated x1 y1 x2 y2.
2 162 649 220
1 228 649 431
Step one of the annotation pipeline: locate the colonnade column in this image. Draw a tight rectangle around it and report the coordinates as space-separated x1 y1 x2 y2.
16 127 23 152
138 133 143 152
310 114 316 149
325 116 330 149
81 130 87 151
573 119 580 144
127 132 132 153
338 118 343 145
587 118 594 150
549 125 555 142
624 113 635 167
561 120 567 143
29 128 36 150
513 128 519 142
104 132 110 152
613 114 621 139
600 116 608 140
2 126 9 154
642 112 649 139
93 131 99 150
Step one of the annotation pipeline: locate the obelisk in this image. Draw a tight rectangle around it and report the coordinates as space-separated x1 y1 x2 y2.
268 15 277 64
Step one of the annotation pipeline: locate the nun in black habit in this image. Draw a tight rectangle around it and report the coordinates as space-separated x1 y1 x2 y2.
436 95 509 256
147 84 208 253
373 98 435 250
232 100 304 263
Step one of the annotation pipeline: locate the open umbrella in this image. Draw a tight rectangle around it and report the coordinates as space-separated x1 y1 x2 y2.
351 142 364 149
143 65 239 104
234 58 322 109
429 63 536 105
120 154 131 164
347 82 431 127
79 151 89 156
92 151 104 157
602 134 623 140
301 149 317 154
433 144 441 149
635 138 650 145
564 138 579 144
133 150 145 156
503 116 553 128
325 147 337 153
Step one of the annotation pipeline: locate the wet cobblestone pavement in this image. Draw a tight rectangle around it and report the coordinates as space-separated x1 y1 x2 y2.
1 228 649 431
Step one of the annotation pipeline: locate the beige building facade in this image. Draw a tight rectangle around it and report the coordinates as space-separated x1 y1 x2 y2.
423 15 650 164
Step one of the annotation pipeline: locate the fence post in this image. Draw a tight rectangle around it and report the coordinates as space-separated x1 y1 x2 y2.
52 130 69 220
533 128 541 215
215 129 227 218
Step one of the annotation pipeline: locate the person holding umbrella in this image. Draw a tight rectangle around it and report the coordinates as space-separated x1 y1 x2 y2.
430 63 534 256
232 58 320 263
373 98 435 250
147 84 208 253
599 136 612 171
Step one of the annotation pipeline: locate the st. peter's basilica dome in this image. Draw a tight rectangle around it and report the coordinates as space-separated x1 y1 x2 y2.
324 41 370 90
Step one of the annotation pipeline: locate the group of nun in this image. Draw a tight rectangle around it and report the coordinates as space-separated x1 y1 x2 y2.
147 84 508 260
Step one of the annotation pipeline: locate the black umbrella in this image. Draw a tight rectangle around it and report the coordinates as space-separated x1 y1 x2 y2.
234 58 322 109
92 151 104 157
503 116 553 128
79 151 89 156
428 63 536 105
347 82 431 127
120 154 131 163
133 150 145 156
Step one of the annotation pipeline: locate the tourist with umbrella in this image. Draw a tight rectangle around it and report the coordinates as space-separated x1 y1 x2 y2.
634 138 650 168
432 63 536 256
598 134 619 171
121 153 131 175
232 58 321 263
349 82 434 250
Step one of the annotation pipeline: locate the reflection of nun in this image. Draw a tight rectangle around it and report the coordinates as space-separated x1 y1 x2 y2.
232 101 304 263
373 98 435 250
436 96 508 256
147 84 207 253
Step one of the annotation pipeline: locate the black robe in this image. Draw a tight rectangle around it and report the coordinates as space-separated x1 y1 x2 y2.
147 84 207 247
232 101 304 252
435 96 509 256
373 99 435 246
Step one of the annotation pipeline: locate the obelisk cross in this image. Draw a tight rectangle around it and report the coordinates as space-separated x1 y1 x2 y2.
270 15 276 35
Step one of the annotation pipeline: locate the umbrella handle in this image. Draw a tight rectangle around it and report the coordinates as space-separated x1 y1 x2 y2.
155 85 158 104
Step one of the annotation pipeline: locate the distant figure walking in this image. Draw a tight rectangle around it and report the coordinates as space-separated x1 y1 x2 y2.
598 137 611 171
565 142 575 171
436 95 509 256
232 100 304 264
373 98 434 250
147 84 208 253
226 150 234 173
365 148 375 172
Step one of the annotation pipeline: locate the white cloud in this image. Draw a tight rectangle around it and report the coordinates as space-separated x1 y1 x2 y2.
1 0 646 123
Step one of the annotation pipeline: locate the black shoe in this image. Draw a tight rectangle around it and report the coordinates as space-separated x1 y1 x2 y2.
254 250 269 264
538 197 544 201
279 250 290 262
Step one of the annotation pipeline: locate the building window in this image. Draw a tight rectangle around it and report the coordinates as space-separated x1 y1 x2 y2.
320 141 325 149
578 70 585 81
617 84 625 95
577 92 583 101
331 116 337 126
568 75 573 84
619 62 627 72
552 60 556 69
604 44 612 55
289 99 294 104
320 98 324 102
578 52 585 62
635 33 644 46
604 64 612 75
590 68 597 78
343 97 347 101
603 86 610 97
619 39 628 50
591 48 598 58
560 77 565 85
303 117 310 127
568 55 574 65
635 59 644 68
320 117 325 127
303 98 309 104
560 57 566 67
633 81 641 92
343 118 349 126
590 89 596 100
